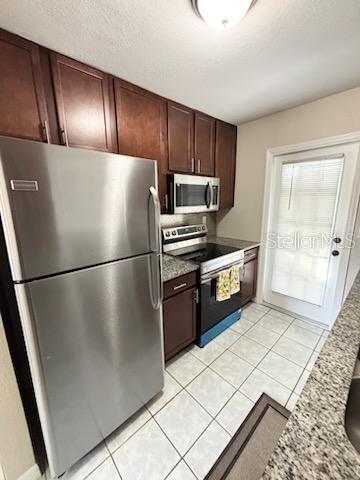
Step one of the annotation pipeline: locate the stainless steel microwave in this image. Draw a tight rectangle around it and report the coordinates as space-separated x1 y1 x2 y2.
168 173 220 214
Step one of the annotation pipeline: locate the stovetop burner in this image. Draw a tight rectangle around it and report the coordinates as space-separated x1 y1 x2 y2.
162 224 244 276
175 243 241 264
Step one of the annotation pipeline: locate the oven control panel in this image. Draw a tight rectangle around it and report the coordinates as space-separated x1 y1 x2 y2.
162 224 208 243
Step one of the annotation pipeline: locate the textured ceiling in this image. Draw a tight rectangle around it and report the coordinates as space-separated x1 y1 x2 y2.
1 0 360 124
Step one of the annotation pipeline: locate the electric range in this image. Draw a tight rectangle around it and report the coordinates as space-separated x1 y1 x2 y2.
163 224 244 347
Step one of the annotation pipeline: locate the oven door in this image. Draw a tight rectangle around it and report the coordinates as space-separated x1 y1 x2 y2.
200 270 242 336
169 173 220 214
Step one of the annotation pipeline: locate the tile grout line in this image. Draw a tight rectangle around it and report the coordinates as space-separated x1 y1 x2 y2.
148 368 236 471
163 339 257 462
255 313 321 400
55 305 322 480
71 453 113 480
152 311 320 473
177 306 326 470
105 305 323 480
149 380 229 479
152 389 217 457
228 326 315 373
128 308 322 477
163 459 183 480
245 307 326 338
226 310 321 405
167 320 263 430
106 413 154 458
167 310 299 419
110 455 123 480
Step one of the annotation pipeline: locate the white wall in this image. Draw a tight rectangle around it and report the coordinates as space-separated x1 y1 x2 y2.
217 87 360 242
0 316 37 480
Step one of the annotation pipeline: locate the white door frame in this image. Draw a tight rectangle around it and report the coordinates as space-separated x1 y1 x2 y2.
256 131 360 326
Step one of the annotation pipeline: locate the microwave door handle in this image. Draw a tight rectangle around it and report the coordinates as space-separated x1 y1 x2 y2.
205 182 211 209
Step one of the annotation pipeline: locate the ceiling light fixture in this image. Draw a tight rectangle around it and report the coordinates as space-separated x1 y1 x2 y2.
192 0 254 31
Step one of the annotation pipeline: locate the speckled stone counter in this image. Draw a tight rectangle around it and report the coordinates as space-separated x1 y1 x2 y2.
262 272 360 480
208 235 260 251
161 254 198 283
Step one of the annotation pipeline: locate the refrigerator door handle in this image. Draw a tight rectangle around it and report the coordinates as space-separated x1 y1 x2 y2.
149 186 161 254
148 186 163 309
149 253 163 310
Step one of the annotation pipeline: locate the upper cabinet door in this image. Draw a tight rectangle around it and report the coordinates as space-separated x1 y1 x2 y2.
167 101 194 174
0 29 48 142
215 121 237 209
114 80 168 210
50 53 117 152
194 112 215 176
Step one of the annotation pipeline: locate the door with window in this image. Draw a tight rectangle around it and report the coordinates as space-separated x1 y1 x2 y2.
263 143 360 326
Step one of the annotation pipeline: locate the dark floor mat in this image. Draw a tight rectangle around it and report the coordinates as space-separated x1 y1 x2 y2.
205 394 290 480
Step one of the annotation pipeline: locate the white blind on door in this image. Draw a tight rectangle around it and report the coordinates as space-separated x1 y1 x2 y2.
271 157 344 306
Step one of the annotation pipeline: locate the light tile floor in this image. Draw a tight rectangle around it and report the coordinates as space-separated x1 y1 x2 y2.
50 303 329 480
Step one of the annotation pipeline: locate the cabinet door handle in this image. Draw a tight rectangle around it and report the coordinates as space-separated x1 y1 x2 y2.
165 194 169 211
60 126 69 146
240 267 245 281
174 282 187 291
194 289 199 304
191 158 195 172
42 120 50 143
198 159 201 173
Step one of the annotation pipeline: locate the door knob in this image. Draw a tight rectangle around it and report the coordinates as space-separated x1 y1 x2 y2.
332 250 340 256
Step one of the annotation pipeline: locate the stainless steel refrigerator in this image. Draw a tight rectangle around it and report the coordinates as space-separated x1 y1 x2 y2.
0 136 164 477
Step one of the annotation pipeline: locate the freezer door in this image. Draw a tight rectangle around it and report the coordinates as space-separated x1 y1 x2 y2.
15 254 164 477
0 136 159 281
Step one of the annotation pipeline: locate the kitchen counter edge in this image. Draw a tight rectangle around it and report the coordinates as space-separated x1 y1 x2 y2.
262 271 360 480
161 254 199 283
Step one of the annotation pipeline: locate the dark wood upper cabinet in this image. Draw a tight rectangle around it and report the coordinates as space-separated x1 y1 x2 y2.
0 29 48 142
0 27 238 210
215 121 237 208
50 53 117 152
114 80 168 210
167 105 217 177
194 112 215 176
167 101 194 174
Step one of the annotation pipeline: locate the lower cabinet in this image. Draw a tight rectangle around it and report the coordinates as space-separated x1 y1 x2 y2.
163 272 197 361
240 248 258 307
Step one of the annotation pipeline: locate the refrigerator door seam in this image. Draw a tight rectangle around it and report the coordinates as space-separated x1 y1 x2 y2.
13 250 154 284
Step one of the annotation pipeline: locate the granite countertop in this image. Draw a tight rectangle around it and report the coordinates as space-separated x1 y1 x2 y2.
208 235 260 251
262 272 360 480
161 254 199 283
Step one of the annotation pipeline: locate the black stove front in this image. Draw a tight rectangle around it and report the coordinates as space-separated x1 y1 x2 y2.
162 224 243 347
199 271 242 344
176 244 243 346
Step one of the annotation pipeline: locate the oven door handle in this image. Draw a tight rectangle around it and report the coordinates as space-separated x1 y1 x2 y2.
205 182 212 209
201 263 243 284
201 272 223 284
